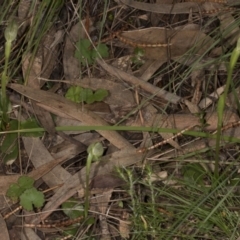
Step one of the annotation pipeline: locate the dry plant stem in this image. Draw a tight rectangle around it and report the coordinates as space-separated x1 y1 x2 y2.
99 27 170 48
96 59 181 104
104 32 171 48
3 206 22 220
218 120 240 133
160 121 240 159
20 216 83 228
149 120 240 155
137 125 196 153
117 34 170 48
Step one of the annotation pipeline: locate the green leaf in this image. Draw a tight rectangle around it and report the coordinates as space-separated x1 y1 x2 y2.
0 94 11 117
1 120 18 153
92 43 109 60
6 183 25 201
66 86 108 104
20 188 45 211
62 198 84 219
65 86 94 103
183 163 206 185
65 86 82 103
85 216 95 225
6 176 35 201
0 132 17 153
63 226 79 237
3 145 18 165
74 39 93 66
85 94 95 104
18 176 34 189
93 89 108 102
74 39 109 66
229 38 240 70
1 120 19 164
20 119 43 137
80 88 93 103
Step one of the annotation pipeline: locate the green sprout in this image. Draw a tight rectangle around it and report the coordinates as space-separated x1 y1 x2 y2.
85 142 104 217
1 19 18 124
214 37 240 178
61 198 84 237
132 47 145 65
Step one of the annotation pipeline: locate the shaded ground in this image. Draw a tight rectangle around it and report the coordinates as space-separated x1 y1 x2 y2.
0 0 240 239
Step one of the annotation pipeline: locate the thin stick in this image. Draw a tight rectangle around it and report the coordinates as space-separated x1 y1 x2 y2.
19 216 83 228
138 120 240 153
137 125 195 153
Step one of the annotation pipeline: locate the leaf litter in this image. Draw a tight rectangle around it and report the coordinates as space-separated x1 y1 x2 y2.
2 0 240 239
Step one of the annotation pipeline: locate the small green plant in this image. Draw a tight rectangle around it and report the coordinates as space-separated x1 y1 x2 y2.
6 176 45 211
132 47 145 65
65 86 108 104
0 20 43 164
85 142 104 217
1 19 18 126
74 39 109 66
61 198 84 236
215 37 240 178
0 118 43 164
183 163 207 185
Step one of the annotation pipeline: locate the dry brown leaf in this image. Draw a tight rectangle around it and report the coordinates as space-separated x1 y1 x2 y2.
119 218 130 239
226 86 240 111
120 28 215 60
218 12 240 47
198 85 225 109
21 228 41 240
183 99 200 114
90 174 125 190
18 0 36 34
136 59 165 82
0 214 9 240
120 0 200 14
150 0 174 26
120 0 235 14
